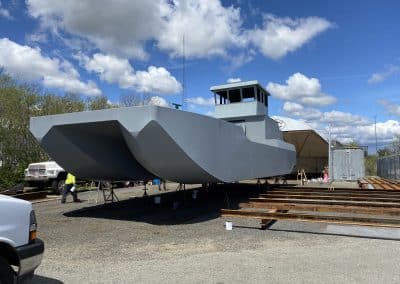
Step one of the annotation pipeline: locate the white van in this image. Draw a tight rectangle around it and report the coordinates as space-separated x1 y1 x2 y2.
0 195 44 283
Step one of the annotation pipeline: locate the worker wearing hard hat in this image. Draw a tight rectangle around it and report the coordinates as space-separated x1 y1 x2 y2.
61 173 81 203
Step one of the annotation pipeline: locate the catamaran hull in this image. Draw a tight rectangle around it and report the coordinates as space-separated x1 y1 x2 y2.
30 106 296 183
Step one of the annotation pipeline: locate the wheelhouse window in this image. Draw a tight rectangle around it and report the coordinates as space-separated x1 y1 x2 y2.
213 84 268 105
242 87 255 102
214 90 229 104
228 89 241 103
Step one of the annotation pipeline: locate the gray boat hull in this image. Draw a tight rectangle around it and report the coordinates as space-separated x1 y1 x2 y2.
30 106 296 183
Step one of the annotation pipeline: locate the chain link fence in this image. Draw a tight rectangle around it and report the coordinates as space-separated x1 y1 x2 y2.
377 154 400 180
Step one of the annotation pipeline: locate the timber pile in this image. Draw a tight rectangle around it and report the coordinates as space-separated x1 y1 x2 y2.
359 177 400 190
221 186 400 229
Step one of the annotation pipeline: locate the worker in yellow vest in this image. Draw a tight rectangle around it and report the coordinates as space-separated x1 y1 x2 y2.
61 173 81 203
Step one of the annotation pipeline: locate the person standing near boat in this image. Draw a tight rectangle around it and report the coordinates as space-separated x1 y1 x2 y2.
61 173 81 203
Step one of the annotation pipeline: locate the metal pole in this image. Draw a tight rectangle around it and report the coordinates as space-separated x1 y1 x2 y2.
181 34 185 110
328 124 332 181
374 115 378 154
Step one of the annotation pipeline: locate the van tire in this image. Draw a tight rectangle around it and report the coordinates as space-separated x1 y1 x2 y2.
0 256 16 284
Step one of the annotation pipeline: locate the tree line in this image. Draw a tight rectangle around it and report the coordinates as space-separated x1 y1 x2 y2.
0 73 148 190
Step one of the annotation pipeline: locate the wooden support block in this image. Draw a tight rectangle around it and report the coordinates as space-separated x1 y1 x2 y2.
260 209 287 230
221 209 400 228
248 198 400 208
239 202 400 216
264 190 400 199
271 187 400 194
259 193 400 203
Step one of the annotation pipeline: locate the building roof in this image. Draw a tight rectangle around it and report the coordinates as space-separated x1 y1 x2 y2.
210 80 269 95
272 116 313 132
272 116 328 161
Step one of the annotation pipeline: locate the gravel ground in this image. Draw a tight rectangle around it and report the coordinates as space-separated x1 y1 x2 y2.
31 183 400 284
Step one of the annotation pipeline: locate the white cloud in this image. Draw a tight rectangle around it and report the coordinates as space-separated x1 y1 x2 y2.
0 1 12 19
76 53 135 89
321 110 369 126
27 0 243 59
0 38 101 95
135 66 182 94
226 52 255 71
378 99 400 116
76 53 182 94
267 73 336 107
328 120 400 145
247 14 333 60
147 96 170 107
27 0 166 59
27 0 331 61
299 96 336 106
282 102 322 120
368 65 399 84
26 32 48 44
282 101 303 112
185 97 215 106
280 101 382 144
158 0 244 59
227 78 242 83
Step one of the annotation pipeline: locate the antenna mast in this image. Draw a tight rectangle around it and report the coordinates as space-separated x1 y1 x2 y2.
374 115 378 154
182 34 185 110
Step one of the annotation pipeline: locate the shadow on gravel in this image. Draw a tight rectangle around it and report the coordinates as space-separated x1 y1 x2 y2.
267 227 400 241
30 275 64 284
63 183 269 225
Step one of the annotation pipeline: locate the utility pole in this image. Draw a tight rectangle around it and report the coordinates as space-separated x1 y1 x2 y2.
181 34 185 110
328 123 332 181
374 115 378 155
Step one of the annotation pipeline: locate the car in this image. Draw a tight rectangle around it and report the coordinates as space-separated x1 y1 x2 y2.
24 161 67 194
0 194 44 283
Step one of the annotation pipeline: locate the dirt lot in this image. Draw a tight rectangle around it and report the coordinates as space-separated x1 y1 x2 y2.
31 183 400 283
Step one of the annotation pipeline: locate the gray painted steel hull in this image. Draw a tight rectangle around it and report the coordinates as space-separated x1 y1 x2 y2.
30 106 296 183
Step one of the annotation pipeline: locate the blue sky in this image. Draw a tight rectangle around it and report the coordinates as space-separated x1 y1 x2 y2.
0 0 400 151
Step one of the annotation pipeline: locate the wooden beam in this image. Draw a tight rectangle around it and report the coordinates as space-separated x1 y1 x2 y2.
239 202 400 216
221 209 400 228
268 189 400 196
265 190 400 198
260 209 281 230
248 198 400 208
260 194 400 203
275 186 400 193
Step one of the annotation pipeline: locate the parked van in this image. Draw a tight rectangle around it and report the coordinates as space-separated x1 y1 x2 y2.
0 195 44 283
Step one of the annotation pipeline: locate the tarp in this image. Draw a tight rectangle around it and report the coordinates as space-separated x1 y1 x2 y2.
272 116 328 175
283 130 328 175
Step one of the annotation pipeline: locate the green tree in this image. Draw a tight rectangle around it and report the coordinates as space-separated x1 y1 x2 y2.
343 140 360 148
0 74 46 189
365 155 377 176
86 95 113 110
377 135 400 157
119 92 149 107
0 73 99 190
37 93 85 115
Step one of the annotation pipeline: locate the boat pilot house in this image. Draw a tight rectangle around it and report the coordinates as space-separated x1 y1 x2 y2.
211 80 269 120
209 81 283 142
